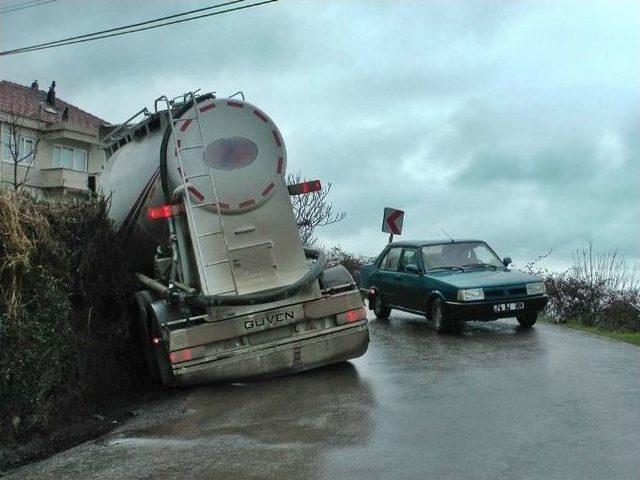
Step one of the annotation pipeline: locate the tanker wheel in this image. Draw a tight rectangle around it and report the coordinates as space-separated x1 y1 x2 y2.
147 313 176 388
134 293 160 384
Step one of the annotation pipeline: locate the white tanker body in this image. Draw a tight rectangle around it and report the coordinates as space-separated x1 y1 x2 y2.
99 91 368 385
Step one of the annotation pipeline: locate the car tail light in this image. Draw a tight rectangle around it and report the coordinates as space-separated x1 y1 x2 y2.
147 204 183 220
288 180 321 195
169 348 193 364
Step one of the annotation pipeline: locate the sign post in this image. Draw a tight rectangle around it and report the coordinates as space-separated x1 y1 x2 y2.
382 207 404 243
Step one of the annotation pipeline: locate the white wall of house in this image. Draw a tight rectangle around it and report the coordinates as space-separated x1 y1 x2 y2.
0 116 105 198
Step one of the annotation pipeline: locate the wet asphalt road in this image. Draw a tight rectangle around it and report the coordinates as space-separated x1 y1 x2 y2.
8 311 640 480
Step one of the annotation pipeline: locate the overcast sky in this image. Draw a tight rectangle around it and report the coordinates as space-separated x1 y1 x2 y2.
1 0 638 269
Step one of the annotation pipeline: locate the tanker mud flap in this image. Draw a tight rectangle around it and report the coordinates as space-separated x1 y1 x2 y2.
172 324 369 386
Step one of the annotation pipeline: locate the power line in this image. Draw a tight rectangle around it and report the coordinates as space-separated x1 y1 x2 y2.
0 0 57 14
1 0 244 53
0 0 277 56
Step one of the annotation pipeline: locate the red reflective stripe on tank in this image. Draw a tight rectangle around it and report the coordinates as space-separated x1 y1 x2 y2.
175 139 182 157
188 186 205 202
272 130 282 147
227 101 244 108
218 202 230 209
180 119 192 132
277 156 283 173
262 182 275 196
253 109 268 123
199 103 215 113
239 198 256 208
177 166 184 178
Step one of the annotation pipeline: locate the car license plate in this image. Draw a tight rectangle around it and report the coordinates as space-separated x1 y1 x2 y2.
493 302 525 313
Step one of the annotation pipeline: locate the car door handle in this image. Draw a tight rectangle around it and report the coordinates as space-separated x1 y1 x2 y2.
394 274 401 280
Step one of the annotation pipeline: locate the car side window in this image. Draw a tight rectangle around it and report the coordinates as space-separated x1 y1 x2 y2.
382 248 401 271
398 248 418 273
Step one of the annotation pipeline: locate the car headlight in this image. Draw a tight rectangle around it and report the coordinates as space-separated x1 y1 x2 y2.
457 288 485 301
526 282 546 295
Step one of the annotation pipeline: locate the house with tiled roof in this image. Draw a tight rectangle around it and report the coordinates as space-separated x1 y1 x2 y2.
0 79 110 197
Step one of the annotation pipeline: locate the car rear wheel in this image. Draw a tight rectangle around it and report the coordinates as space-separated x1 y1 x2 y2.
372 293 391 319
517 312 538 328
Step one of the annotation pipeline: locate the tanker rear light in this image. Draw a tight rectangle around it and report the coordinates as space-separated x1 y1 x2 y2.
288 180 321 195
336 307 367 325
147 204 184 220
169 348 193 364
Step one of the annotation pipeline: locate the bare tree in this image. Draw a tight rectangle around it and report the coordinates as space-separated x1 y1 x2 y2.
287 171 346 246
1 107 44 191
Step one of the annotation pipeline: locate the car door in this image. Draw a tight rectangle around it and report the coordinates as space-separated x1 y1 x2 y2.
375 247 402 305
396 248 423 311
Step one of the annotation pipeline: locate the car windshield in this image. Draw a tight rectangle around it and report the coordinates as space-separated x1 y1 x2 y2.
422 242 503 270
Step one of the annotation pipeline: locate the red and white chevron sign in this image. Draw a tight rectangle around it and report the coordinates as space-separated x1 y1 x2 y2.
382 207 404 235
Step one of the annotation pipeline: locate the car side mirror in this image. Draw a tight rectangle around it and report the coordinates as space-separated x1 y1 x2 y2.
405 264 421 274
502 257 512 267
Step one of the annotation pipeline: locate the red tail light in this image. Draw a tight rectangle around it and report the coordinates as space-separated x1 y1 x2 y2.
169 348 193 364
345 308 366 323
337 307 367 325
147 204 183 220
288 180 322 195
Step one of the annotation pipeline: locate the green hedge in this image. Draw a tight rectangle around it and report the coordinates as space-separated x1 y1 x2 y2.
0 192 146 442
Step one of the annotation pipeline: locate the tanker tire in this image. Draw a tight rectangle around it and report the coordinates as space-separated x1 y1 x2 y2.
153 340 175 388
148 312 176 388
133 292 160 384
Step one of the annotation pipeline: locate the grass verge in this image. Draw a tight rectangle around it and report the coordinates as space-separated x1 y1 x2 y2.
540 315 640 346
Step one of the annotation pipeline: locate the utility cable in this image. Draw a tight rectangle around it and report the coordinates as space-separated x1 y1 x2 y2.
1 0 277 56
0 0 57 15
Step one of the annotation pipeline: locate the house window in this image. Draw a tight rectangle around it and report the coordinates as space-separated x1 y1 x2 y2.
1 128 36 167
53 145 88 171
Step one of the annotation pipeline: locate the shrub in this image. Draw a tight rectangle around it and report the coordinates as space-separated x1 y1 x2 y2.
0 192 146 443
541 243 639 331
323 246 374 285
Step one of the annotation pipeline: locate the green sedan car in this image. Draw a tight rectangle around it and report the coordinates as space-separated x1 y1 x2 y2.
359 240 549 332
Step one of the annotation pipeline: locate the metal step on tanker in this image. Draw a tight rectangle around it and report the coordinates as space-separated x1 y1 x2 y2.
99 90 369 386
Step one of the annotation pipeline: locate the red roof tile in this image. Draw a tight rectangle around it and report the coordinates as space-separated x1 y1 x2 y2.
0 80 108 134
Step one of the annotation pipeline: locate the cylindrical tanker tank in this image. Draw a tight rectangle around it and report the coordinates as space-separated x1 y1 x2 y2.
99 94 309 298
99 116 167 271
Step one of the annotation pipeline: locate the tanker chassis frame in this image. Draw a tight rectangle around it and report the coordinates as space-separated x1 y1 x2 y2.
135 283 369 386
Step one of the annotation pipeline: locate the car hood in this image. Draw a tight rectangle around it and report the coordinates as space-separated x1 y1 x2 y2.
426 269 542 289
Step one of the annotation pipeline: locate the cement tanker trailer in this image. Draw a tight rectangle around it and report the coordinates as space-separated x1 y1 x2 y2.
99 91 369 386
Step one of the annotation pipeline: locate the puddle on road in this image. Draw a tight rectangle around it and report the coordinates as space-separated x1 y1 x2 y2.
99 362 376 452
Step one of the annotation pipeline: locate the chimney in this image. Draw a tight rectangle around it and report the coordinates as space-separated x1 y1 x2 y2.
46 80 56 106
30 80 39 91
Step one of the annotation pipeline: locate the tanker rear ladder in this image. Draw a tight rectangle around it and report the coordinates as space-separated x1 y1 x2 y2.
154 92 238 297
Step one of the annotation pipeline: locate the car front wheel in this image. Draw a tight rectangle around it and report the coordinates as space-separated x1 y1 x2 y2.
372 293 391 319
430 297 461 334
517 312 538 328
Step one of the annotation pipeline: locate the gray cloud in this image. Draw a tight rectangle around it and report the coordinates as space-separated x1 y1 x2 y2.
1 0 638 269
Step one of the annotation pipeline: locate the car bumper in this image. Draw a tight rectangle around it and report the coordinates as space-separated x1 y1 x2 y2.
172 323 369 386
444 295 548 321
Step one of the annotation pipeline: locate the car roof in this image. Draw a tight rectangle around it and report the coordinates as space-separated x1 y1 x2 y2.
387 239 485 248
